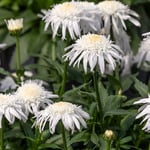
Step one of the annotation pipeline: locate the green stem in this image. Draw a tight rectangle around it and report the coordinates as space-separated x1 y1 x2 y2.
135 130 144 147
32 127 41 150
93 71 103 129
84 73 90 92
51 38 56 61
15 35 21 83
0 117 4 150
59 61 68 97
61 121 68 150
106 140 111 150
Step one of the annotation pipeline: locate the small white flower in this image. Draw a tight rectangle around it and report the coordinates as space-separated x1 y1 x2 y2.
135 32 150 69
97 0 140 52
0 71 33 92
0 93 27 128
40 1 101 40
5 18 23 34
34 101 90 134
63 33 123 74
134 94 150 132
0 43 6 49
15 80 58 115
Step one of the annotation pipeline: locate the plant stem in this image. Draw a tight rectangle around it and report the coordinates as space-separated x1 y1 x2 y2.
0 117 4 150
15 35 21 82
106 140 111 150
93 71 103 129
32 127 41 150
61 121 68 150
59 61 68 98
84 73 90 92
51 38 56 61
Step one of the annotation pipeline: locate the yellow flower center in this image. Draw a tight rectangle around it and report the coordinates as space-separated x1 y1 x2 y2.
52 102 74 113
61 3 74 12
18 84 42 100
54 2 78 18
88 34 101 43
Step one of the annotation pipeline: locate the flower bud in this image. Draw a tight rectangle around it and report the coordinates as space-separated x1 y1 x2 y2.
5 18 23 35
103 130 114 141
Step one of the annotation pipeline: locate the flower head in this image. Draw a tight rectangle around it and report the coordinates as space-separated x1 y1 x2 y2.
103 129 114 141
15 80 58 115
63 33 123 74
98 0 140 32
135 32 150 69
97 0 140 52
40 1 101 40
5 18 23 35
0 93 27 128
134 94 150 132
34 101 90 134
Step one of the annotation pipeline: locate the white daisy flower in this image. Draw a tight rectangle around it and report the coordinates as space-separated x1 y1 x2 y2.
135 32 150 69
134 94 150 132
73 1 102 34
34 101 90 134
5 18 23 35
97 0 140 52
63 33 123 74
15 80 58 115
0 93 27 128
40 1 101 40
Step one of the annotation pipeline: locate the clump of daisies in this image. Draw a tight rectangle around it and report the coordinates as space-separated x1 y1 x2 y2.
134 94 150 132
39 1 101 40
134 32 150 70
0 93 27 128
14 80 58 115
97 0 140 52
33 101 90 134
63 33 123 74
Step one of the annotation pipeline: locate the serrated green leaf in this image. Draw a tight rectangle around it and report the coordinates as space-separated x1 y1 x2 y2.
120 113 136 132
132 76 149 97
91 132 99 146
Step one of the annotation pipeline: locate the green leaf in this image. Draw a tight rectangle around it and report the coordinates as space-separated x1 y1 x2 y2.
120 113 136 132
121 75 133 92
69 131 89 145
132 76 149 97
120 136 132 144
98 80 108 106
38 143 61 149
0 67 11 76
104 109 130 117
91 132 99 146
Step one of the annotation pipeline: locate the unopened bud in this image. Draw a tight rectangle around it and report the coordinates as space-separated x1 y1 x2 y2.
118 89 122 95
104 130 114 140
5 18 23 35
